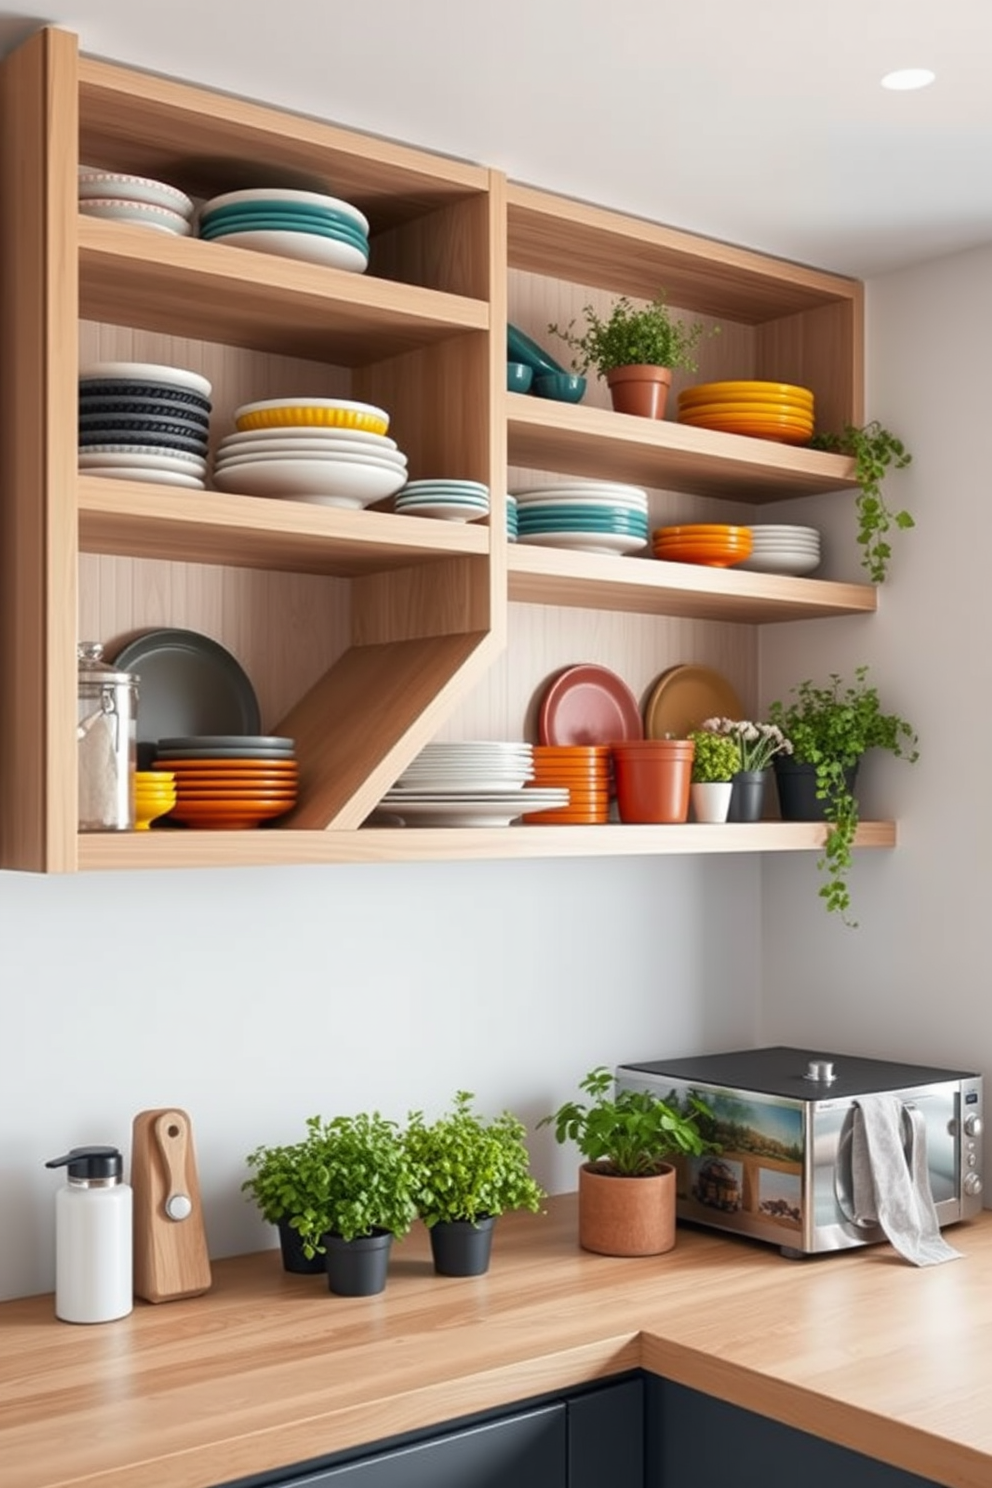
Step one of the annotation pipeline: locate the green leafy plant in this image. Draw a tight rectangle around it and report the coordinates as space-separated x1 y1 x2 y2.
698 717 793 773
547 293 712 378
405 1090 545 1229
767 665 919 926
809 421 913 584
244 1112 418 1256
688 729 740 784
539 1067 716 1177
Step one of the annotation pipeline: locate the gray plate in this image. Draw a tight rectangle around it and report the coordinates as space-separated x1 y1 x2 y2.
154 747 296 761
157 735 293 750
112 629 261 767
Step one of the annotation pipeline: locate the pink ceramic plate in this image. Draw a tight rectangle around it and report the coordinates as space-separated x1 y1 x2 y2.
538 664 643 747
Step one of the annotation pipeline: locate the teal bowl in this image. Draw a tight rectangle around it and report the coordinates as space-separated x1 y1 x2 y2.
507 361 534 393
534 372 586 403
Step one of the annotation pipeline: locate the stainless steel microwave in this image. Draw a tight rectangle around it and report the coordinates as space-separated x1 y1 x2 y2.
615 1046 984 1257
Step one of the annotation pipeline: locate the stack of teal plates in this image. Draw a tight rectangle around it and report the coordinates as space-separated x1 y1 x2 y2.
512 481 649 556
507 494 518 542
197 187 370 272
393 479 490 523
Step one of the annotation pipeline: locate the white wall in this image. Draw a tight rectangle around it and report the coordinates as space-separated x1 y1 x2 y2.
760 245 992 1077
0 852 761 1299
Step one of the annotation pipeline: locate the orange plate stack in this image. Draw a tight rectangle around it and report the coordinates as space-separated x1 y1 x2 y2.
153 735 298 829
652 524 753 568
676 380 815 444
522 745 613 825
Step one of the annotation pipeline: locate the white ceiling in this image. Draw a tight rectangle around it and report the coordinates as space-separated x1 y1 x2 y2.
4 0 992 279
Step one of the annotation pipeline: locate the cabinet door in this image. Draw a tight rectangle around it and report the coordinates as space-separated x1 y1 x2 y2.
568 1377 643 1488
645 1378 938 1488
282 1402 566 1488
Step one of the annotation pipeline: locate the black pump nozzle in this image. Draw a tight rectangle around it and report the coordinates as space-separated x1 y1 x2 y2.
45 1146 123 1180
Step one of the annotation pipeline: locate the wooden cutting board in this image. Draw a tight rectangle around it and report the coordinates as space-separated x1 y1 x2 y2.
131 1107 212 1303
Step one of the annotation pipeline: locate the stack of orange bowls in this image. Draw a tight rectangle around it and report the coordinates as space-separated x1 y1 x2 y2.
677 380 815 445
522 745 612 825
652 524 753 568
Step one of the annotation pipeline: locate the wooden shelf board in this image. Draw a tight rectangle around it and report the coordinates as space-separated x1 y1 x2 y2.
506 182 860 321
507 543 875 622
78 477 489 575
507 395 856 501
77 821 896 871
78 54 488 228
79 219 488 364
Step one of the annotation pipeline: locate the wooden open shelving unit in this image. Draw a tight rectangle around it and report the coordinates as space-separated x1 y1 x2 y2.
0 25 890 875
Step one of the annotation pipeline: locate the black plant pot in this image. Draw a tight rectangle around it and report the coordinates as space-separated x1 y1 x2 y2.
428 1216 496 1277
324 1228 394 1296
727 769 767 822
774 758 859 821
278 1218 326 1275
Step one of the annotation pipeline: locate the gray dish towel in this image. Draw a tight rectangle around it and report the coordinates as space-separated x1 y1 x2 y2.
851 1094 963 1266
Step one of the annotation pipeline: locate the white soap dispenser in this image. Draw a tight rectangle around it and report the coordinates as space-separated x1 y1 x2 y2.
44 1146 133 1323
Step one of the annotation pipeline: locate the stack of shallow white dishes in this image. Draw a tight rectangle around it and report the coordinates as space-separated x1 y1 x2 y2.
78 166 195 236
737 524 822 575
196 187 370 272
393 480 489 522
212 398 407 509
512 482 649 556
79 361 212 488
375 741 569 827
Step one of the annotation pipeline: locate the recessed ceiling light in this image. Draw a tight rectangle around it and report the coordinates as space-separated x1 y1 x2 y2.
881 68 936 90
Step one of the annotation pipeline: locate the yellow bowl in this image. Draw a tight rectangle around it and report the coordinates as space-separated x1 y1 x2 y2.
234 397 389 436
134 799 175 830
678 380 814 407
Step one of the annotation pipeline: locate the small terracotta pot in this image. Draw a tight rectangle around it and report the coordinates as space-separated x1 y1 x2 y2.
606 364 673 419
578 1162 677 1256
612 740 694 824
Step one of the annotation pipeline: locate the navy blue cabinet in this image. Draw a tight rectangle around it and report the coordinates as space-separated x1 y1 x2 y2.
645 1378 939 1488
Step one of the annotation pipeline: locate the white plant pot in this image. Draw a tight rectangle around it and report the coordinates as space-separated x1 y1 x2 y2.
690 780 733 823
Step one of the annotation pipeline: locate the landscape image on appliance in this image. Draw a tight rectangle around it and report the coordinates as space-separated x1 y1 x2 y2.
615 1047 983 1256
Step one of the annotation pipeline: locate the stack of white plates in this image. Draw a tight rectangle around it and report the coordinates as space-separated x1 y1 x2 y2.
197 187 370 272
79 361 212 488
212 399 406 509
376 742 569 827
512 482 649 556
393 480 489 523
78 167 195 236
737 524 822 575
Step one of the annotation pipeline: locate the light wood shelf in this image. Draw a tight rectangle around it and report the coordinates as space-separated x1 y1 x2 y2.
0 26 893 875
78 820 897 871
507 541 875 622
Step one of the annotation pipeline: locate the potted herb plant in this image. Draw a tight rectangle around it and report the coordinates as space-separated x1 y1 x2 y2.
242 1124 333 1275
698 716 793 822
767 665 919 926
810 420 914 584
539 1067 715 1257
405 1091 545 1276
246 1111 417 1294
688 728 741 823
547 292 713 420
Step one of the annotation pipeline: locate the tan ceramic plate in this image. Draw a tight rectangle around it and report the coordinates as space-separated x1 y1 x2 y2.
643 665 744 740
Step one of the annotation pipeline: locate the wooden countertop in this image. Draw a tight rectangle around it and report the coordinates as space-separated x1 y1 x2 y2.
3 1196 991 1488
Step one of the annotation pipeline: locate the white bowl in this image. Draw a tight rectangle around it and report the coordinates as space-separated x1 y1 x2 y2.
200 187 370 235
78 168 194 216
217 427 399 454
79 361 212 398
215 448 407 475
207 227 367 273
212 457 406 507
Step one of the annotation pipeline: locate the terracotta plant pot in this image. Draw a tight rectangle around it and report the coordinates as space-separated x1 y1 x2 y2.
612 740 694 824
577 1161 677 1256
605 364 673 419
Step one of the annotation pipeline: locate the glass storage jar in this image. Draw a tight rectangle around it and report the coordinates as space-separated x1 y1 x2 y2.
77 643 138 831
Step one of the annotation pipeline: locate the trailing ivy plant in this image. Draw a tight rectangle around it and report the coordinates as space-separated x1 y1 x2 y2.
809 421 913 584
405 1091 545 1228
539 1066 716 1177
767 666 919 927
